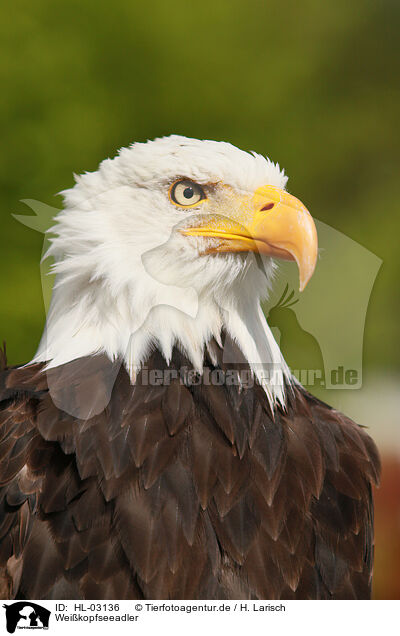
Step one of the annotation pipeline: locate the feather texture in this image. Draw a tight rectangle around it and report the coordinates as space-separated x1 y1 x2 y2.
0 336 380 599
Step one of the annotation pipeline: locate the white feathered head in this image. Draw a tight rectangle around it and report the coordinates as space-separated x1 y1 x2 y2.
34 135 317 406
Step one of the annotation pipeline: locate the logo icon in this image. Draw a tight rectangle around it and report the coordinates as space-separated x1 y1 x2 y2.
3 602 50 633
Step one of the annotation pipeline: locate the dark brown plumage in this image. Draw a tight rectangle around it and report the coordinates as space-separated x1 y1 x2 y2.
0 335 380 600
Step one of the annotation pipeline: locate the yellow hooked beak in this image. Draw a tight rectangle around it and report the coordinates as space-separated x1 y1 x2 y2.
181 185 318 291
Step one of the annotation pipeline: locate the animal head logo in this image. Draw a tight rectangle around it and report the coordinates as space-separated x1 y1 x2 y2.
3 602 50 633
267 283 299 326
266 284 325 390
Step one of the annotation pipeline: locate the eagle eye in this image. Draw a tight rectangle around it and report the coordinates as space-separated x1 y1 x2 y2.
169 179 206 208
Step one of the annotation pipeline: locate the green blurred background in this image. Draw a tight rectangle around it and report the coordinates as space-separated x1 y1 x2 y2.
1 0 399 598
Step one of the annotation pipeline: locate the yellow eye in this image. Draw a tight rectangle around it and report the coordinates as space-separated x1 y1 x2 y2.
169 179 206 207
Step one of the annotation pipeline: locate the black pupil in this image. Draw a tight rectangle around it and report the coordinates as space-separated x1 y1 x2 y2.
183 186 194 199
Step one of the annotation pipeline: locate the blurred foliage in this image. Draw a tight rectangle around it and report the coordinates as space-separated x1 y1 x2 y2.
0 0 399 601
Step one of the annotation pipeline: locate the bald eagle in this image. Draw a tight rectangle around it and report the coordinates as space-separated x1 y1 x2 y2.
0 136 379 600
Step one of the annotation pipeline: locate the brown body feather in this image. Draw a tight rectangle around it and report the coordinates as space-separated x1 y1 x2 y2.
0 336 380 599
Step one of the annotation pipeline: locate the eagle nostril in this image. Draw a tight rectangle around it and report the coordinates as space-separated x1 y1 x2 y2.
260 202 275 212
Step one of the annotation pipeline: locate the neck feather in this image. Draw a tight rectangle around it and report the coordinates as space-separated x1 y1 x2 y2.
33 272 290 408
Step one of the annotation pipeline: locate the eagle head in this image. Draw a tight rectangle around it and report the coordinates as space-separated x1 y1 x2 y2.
35 135 317 406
